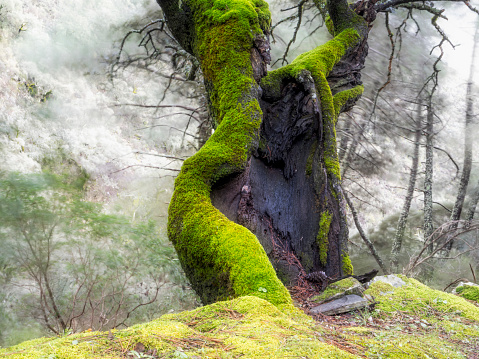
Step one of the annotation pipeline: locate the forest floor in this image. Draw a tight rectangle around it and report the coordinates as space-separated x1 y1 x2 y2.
1 276 478 358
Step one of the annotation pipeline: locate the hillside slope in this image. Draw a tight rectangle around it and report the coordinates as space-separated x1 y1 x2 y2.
1 276 478 358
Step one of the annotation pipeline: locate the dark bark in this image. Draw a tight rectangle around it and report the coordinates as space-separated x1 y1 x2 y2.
212 76 325 283
213 3 369 283
213 73 345 282
155 0 195 54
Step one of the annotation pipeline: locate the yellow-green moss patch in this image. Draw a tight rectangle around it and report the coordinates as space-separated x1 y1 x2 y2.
456 284 479 302
342 253 353 275
3 286 479 358
317 210 333 266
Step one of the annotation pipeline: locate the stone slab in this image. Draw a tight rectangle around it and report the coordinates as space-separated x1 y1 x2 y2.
310 294 369 315
309 277 364 304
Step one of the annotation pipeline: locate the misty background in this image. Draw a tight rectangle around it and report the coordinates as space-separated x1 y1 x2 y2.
0 0 478 347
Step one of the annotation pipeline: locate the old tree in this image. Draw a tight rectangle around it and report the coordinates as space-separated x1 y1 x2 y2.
155 0 477 306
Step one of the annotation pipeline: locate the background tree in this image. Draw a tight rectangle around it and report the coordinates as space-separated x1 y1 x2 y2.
0 171 196 344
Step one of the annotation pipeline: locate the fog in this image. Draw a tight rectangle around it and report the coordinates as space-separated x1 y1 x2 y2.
0 0 478 347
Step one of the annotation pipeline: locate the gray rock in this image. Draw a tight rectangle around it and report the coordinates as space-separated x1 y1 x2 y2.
309 277 364 304
310 294 369 315
370 274 406 288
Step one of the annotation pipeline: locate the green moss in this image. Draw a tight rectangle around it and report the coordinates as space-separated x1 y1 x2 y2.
429 317 479 340
325 15 335 36
456 285 479 302
3 286 479 358
361 332 467 358
341 252 353 275
317 210 332 266
333 85 364 117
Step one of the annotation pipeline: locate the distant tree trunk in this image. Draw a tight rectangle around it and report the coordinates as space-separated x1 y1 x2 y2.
446 24 478 252
390 101 422 272
423 96 434 253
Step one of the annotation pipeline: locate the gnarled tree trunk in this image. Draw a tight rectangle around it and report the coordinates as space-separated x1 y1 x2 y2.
157 0 369 305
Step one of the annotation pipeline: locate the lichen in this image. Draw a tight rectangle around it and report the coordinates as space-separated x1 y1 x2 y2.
317 210 332 266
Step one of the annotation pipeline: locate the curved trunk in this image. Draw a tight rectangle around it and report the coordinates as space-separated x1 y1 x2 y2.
158 0 369 305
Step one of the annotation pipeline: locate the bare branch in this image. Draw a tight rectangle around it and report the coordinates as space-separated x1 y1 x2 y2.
344 192 389 273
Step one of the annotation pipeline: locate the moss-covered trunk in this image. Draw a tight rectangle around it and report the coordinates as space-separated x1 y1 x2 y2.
157 0 369 305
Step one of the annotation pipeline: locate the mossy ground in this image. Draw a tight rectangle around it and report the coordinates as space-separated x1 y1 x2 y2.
3 278 479 358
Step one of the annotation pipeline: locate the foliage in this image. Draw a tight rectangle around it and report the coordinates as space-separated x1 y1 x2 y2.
0 171 196 346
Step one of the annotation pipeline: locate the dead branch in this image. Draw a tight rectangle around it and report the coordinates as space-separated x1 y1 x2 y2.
404 220 479 275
